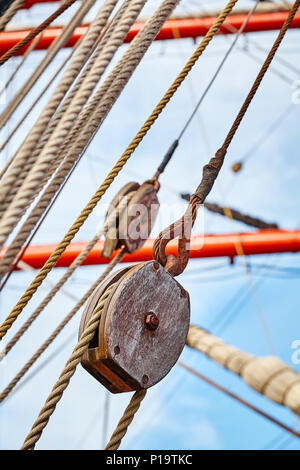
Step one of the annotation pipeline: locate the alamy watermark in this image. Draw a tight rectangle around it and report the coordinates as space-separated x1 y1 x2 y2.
291 339 300 365
291 80 300 104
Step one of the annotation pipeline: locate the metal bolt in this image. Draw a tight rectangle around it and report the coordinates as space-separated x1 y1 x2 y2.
153 261 160 272
142 375 149 385
180 288 187 298
145 312 159 330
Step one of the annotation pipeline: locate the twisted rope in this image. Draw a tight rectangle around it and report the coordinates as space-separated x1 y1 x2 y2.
0 0 26 31
0 0 235 339
220 0 300 153
0 249 125 403
153 0 300 274
1 192 134 356
20 281 116 450
0 1 181 282
0 0 117 209
0 38 81 156
187 325 300 416
105 390 147 450
0 0 144 248
0 0 78 66
0 1 146 278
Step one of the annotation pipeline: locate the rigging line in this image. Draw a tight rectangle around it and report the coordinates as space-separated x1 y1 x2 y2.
102 391 110 449
153 0 261 180
193 0 297 86
178 0 261 141
231 101 298 171
0 249 125 404
276 435 296 449
174 48 276 354
184 269 300 283
262 431 292 450
0 0 166 264
246 36 300 77
213 182 277 355
0 150 80 292
105 389 147 450
0 36 82 155
178 361 300 439
0 0 26 31
0 0 129 270
21 280 117 450
0 0 79 66
211 218 300 334
0 32 41 99
0 0 239 341
17 260 79 302
5 329 77 402
0 192 134 358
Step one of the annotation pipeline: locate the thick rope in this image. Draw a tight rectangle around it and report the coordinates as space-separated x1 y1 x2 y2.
0 249 125 403
19 0 132 185
0 3 146 277
0 0 237 340
0 0 92 129
0 39 81 155
1 192 134 356
0 0 117 209
20 281 116 450
0 0 78 66
187 325 300 416
0 0 26 31
0 0 180 282
0 0 145 245
0 32 41 101
0 0 144 236
105 390 147 450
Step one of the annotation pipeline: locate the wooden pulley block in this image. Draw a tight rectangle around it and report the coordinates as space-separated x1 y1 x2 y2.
101 181 159 258
79 260 190 393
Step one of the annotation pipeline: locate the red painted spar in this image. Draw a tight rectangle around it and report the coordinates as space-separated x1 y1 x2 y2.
1 230 300 270
1 11 300 55
22 0 59 7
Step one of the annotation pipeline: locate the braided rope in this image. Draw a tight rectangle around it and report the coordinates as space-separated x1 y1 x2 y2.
20 281 116 450
0 0 145 248
0 249 125 403
0 0 236 340
0 0 78 66
0 0 26 31
0 0 117 208
1 192 134 356
105 390 147 450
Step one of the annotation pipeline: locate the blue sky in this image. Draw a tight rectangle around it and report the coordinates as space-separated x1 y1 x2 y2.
0 0 300 450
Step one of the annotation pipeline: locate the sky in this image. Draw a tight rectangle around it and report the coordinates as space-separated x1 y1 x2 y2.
0 0 300 450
